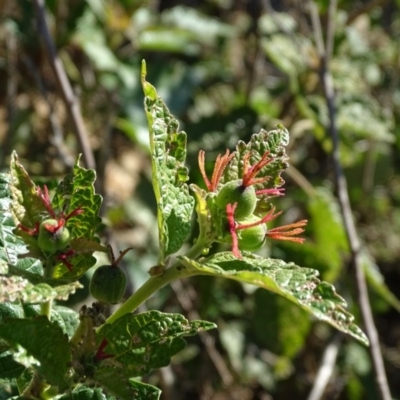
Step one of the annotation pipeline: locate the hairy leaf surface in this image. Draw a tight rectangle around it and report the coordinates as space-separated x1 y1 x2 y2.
180 252 369 346
141 61 195 262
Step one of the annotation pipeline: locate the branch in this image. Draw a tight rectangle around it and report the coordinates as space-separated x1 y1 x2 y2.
22 56 75 168
309 2 392 400
306 334 342 400
33 0 95 170
170 279 235 387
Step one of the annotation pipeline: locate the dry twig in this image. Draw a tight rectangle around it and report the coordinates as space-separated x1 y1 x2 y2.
170 279 234 387
33 0 95 170
309 2 391 399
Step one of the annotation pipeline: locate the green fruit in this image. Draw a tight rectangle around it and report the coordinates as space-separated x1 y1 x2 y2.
216 179 257 219
237 215 267 251
38 219 71 253
90 265 127 304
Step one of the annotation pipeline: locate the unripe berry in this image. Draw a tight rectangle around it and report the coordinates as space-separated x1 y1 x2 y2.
90 265 127 304
216 179 257 219
38 219 70 254
237 215 267 251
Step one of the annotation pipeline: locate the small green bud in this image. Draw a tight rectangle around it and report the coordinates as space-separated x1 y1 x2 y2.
215 179 257 219
237 215 267 251
38 219 70 253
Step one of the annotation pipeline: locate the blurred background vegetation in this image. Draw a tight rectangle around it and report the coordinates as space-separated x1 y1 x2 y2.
1 0 400 399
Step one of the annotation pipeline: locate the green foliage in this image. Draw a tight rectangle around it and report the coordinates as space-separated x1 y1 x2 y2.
94 312 215 389
2 2 400 398
9 153 106 280
0 317 71 387
222 126 289 212
180 252 368 346
141 61 195 263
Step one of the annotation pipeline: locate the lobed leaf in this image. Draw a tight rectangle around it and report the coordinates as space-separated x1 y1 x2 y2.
0 276 82 304
141 61 195 262
0 351 24 380
52 305 81 339
9 153 48 243
96 311 215 375
93 370 161 400
91 311 215 398
0 172 43 275
180 252 369 346
51 157 106 279
0 317 71 387
52 156 103 240
6 153 106 280
58 386 112 400
221 126 290 212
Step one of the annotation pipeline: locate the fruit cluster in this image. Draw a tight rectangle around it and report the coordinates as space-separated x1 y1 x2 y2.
17 186 83 270
198 149 307 258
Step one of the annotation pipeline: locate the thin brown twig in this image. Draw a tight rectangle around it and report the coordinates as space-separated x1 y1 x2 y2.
33 0 95 170
22 56 75 169
170 279 234 387
306 334 342 400
2 22 17 166
309 2 392 400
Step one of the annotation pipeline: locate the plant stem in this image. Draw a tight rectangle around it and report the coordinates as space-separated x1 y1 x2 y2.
40 300 52 319
102 263 199 327
41 259 54 319
103 234 212 328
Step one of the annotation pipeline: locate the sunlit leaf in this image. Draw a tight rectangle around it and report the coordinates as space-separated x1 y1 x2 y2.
90 311 214 399
141 61 195 262
180 252 369 346
0 317 71 387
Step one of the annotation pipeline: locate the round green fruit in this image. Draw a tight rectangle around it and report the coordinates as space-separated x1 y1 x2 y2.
216 179 257 219
90 265 127 304
38 219 71 253
237 216 267 251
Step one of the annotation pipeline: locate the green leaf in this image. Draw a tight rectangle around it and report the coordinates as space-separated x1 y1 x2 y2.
0 317 71 387
253 289 310 360
189 184 214 252
16 367 34 397
0 352 24 380
141 61 195 262
96 311 215 374
8 152 106 280
58 385 112 400
51 156 105 279
362 252 400 313
179 252 369 346
92 370 161 400
0 276 82 303
0 172 43 279
9 153 48 257
91 311 214 398
0 303 25 321
306 188 348 281
221 126 290 213
261 34 307 78
52 305 81 339
22 304 80 338
52 156 102 240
